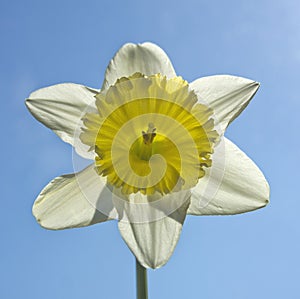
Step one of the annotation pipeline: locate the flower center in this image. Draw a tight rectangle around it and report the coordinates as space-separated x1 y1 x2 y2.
130 123 156 162
80 73 219 196
142 123 156 146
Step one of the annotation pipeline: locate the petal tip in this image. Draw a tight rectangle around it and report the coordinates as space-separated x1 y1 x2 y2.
32 201 52 230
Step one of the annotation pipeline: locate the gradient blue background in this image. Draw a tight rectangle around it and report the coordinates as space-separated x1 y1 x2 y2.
1 0 299 298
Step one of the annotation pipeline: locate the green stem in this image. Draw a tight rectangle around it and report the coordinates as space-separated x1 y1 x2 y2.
136 258 148 299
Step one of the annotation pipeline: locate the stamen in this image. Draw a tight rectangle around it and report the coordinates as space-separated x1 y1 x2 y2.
142 123 156 145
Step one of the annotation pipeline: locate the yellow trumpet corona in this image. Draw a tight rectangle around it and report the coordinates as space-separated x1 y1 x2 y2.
81 73 219 196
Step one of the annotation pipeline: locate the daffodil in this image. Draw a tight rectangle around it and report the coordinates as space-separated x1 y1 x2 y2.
26 42 269 271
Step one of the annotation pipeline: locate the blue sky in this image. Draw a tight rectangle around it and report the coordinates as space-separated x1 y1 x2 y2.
1 0 299 298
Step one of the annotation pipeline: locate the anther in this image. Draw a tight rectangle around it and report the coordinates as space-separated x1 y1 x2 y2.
142 123 156 144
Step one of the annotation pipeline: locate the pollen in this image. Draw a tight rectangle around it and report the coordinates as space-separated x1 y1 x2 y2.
142 123 156 145
80 73 219 196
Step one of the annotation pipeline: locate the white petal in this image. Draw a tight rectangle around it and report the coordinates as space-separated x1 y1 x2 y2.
117 192 190 269
187 138 269 215
190 75 259 131
26 83 98 159
102 42 176 90
33 165 114 230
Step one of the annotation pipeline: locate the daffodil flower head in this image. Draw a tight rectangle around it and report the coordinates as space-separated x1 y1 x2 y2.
26 42 269 269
